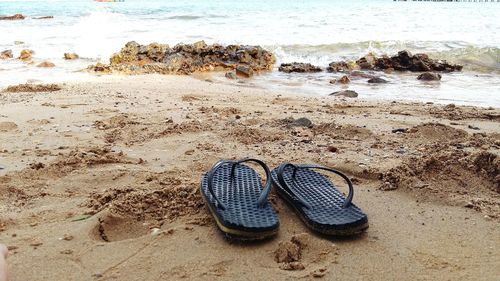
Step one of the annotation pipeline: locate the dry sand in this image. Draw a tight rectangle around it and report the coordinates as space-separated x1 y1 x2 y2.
0 75 499 280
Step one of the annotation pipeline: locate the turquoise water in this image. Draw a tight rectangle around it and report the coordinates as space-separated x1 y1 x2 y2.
0 0 499 106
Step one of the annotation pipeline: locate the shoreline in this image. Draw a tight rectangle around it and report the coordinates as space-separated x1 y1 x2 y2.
0 75 499 280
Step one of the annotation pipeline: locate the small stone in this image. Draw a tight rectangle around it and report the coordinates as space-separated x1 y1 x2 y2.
235 65 253 78
291 117 313 128
151 228 162 236
444 104 456 110
37 61 55 68
30 241 43 247
417 72 441 81
367 77 388 83
62 234 74 241
391 128 407 133
19 49 34 61
225 71 237 79
327 146 338 153
338 75 350 84
60 249 73 254
34 16 53 19
468 125 480 130
330 90 358 98
0 50 13 59
184 150 195 156
14 41 24 45
64 53 79 60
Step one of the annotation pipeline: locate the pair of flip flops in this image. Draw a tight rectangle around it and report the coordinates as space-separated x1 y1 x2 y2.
200 158 368 240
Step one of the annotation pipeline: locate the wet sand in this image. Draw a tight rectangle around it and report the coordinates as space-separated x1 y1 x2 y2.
0 75 499 280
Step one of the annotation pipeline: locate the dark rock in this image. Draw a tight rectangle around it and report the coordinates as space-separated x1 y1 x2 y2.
64 53 79 60
278 62 322 73
327 145 338 153
331 50 462 74
327 61 353 72
90 41 275 75
0 50 13 59
417 72 441 81
0 14 25 20
34 16 53 19
468 125 480 130
350 71 376 79
367 77 388 83
330 90 358 98
236 65 253 78
291 117 313 128
391 128 407 133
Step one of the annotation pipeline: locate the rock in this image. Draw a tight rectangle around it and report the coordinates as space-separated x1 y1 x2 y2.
0 14 25 20
327 145 338 153
391 128 407 133
338 75 350 84
330 50 462 73
0 50 13 59
90 41 275 75
278 62 322 73
4 83 61 93
356 53 377 70
64 53 79 60
291 117 313 128
327 61 353 72
19 49 34 61
236 65 253 78
350 71 376 79
34 16 53 19
0 122 18 132
468 125 480 130
37 61 55 68
225 71 237 79
14 41 24 45
417 72 441 81
367 77 388 83
311 268 328 278
330 90 358 98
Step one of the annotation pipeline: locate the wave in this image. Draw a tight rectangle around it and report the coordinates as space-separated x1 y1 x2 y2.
268 41 500 73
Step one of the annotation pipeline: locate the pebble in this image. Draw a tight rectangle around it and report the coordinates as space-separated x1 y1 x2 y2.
151 228 162 236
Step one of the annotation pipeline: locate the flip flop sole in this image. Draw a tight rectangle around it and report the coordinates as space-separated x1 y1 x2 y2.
275 186 368 236
202 195 279 240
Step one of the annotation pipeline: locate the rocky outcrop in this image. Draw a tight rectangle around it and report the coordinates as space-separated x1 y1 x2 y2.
417 72 441 81
64 53 79 60
89 41 276 75
18 49 34 61
328 50 462 73
0 50 13 59
0 14 25 20
278 62 321 73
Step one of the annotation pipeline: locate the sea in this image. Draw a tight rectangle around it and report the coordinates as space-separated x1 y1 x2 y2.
0 0 499 106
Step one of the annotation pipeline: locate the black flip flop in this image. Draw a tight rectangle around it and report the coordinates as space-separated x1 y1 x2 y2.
271 163 368 236
200 158 280 240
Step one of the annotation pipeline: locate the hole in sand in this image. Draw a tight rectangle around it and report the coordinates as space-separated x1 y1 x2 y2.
91 214 150 242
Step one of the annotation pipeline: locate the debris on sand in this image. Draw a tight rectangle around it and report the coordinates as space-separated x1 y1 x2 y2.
3 83 61 93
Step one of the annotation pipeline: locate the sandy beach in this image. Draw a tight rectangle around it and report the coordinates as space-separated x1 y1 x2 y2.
0 75 498 280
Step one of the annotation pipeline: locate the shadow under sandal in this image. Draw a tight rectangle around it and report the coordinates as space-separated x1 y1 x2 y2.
271 163 368 236
200 158 280 240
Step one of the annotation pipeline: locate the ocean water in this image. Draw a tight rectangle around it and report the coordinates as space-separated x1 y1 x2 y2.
0 0 499 106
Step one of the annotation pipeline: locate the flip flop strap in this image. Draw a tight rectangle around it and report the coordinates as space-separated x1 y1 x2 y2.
277 163 354 208
207 158 272 210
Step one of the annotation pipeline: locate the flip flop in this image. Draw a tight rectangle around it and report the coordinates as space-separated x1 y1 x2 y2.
200 158 280 240
271 163 368 236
